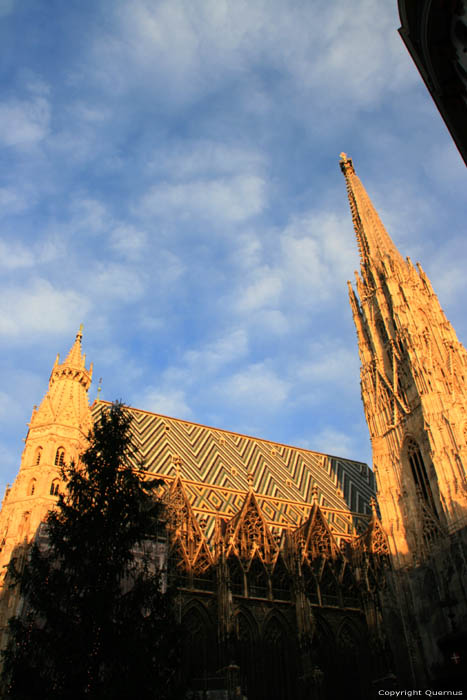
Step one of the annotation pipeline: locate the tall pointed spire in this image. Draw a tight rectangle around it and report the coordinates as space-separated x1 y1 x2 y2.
342 153 467 567
339 153 405 273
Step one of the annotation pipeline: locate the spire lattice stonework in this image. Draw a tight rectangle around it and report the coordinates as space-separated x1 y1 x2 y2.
342 154 467 565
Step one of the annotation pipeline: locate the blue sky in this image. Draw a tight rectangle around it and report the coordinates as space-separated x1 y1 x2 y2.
1 0 466 497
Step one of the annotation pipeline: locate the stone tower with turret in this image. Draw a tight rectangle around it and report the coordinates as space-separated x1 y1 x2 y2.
341 153 467 685
0 328 92 643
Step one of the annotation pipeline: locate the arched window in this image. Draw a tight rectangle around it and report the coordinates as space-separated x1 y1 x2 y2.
407 439 437 515
271 554 291 601
54 447 65 467
228 556 246 596
50 480 60 496
28 479 36 496
34 447 42 465
262 615 298 699
235 611 259 698
181 605 216 691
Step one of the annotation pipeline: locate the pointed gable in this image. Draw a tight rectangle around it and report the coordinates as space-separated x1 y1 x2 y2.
294 502 340 564
165 471 212 574
224 488 277 565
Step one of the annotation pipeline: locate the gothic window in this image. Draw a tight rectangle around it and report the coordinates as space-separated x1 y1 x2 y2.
262 616 297 700
34 447 42 465
28 479 36 496
54 447 65 467
335 622 364 696
236 611 258 698
319 562 339 606
50 479 60 497
228 556 246 596
247 556 268 598
181 605 216 689
271 554 291 601
341 564 360 608
406 439 437 515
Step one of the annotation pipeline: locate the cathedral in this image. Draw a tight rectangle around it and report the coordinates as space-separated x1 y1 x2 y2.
0 155 465 698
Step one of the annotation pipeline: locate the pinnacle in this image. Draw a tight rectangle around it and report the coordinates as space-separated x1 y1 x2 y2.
63 324 85 368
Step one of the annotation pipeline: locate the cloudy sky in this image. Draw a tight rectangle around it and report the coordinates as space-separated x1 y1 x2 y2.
1 0 466 496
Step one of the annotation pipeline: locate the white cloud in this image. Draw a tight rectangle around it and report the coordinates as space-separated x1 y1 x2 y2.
89 0 413 117
184 328 248 373
147 141 266 180
0 237 63 269
139 388 192 419
235 266 283 313
0 240 35 268
0 96 50 147
0 187 29 215
86 262 146 302
110 224 148 261
70 198 109 235
221 362 290 408
280 211 358 298
139 174 266 224
0 279 91 337
294 342 359 390
299 427 356 460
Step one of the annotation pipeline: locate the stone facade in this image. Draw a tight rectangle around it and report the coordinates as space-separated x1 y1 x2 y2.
342 153 467 688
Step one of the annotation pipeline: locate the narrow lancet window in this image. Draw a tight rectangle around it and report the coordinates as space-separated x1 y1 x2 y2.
54 447 65 467
407 439 437 515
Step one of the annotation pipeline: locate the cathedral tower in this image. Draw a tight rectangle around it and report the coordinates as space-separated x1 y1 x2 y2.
341 153 467 567
0 327 93 589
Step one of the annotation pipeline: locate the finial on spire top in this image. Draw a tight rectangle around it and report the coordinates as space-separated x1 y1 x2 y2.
369 497 378 517
339 152 354 174
312 484 319 505
247 472 254 491
77 323 83 340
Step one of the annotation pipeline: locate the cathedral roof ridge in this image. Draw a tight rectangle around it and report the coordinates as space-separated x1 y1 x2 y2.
94 399 369 467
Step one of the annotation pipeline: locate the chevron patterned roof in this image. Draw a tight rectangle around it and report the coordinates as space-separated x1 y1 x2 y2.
92 402 375 541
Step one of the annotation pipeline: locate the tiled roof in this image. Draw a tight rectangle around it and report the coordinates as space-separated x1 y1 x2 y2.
92 402 375 540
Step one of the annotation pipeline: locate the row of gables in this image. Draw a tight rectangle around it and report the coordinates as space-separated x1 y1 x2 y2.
163 473 390 601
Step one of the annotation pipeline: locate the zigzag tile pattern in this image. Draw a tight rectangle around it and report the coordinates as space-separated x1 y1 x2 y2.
92 403 374 541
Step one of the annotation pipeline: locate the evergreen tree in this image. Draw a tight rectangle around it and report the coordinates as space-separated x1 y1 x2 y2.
1 402 182 700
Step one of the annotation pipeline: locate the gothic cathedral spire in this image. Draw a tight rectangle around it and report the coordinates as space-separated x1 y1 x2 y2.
0 328 93 591
341 154 467 566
